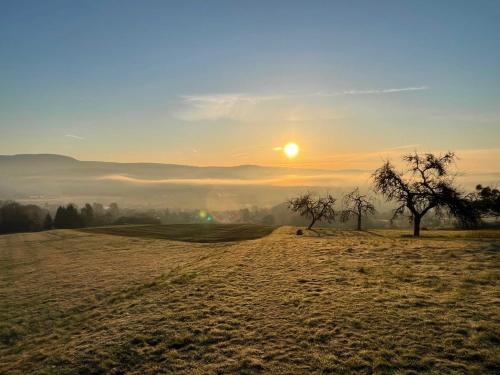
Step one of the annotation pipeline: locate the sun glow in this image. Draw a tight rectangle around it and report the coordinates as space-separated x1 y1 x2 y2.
284 142 299 159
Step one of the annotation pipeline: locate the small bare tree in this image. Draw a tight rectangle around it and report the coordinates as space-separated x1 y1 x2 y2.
341 188 376 230
287 192 336 230
373 152 478 237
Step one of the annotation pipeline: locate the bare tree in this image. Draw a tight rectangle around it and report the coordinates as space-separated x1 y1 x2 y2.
373 152 478 237
287 192 336 230
341 188 376 230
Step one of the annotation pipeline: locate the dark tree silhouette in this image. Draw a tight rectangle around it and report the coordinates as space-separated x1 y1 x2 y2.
43 214 53 230
471 185 500 218
66 204 83 228
53 206 66 229
80 203 94 226
287 193 336 230
0 202 33 233
373 152 478 236
341 188 376 230
54 204 83 229
0 201 47 233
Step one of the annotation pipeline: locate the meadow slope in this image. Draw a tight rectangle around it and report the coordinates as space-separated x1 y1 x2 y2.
0 227 499 374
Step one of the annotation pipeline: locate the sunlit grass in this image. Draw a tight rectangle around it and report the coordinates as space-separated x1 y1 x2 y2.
0 226 498 373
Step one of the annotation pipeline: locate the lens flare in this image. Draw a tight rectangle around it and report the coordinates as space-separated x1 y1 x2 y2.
284 142 299 159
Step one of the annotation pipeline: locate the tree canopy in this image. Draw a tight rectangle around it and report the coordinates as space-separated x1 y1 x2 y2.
341 188 376 230
373 152 478 236
471 185 500 218
0 201 48 234
54 204 83 229
287 193 336 230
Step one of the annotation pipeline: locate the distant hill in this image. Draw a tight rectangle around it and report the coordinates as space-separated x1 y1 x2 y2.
0 153 345 179
0 154 367 209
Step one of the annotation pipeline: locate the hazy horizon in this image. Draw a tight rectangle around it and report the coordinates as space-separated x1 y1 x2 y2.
1 152 498 211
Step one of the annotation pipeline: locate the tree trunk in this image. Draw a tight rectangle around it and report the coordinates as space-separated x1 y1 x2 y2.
413 214 421 237
308 217 316 230
357 213 362 230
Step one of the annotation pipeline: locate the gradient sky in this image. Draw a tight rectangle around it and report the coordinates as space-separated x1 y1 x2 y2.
1 0 499 171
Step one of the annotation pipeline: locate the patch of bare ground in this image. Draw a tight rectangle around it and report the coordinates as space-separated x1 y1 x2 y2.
1 227 499 374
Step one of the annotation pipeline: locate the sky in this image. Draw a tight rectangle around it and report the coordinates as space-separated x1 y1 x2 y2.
1 0 499 173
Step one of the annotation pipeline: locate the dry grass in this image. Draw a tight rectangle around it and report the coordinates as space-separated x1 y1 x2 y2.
0 226 499 374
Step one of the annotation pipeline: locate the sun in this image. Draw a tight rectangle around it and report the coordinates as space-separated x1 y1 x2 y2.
283 142 299 159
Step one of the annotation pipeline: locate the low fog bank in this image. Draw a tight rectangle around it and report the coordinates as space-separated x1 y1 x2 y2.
0 154 369 210
1 154 495 211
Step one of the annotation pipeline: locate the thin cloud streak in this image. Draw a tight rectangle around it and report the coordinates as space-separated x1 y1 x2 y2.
175 86 429 122
316 86 429 97
64 134 85 140
181 94 282 103
175 93 282 121
384 144 420 151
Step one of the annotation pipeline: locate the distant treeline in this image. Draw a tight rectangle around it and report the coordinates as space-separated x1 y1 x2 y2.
0 201 160 234
0 201 52 234
0 183 498 235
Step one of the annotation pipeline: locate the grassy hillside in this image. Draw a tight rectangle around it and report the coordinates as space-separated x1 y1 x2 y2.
80 223 277 243
1 227 499 374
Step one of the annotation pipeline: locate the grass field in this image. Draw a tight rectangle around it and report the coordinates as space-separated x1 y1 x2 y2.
1 225 499 374
80 223 277 243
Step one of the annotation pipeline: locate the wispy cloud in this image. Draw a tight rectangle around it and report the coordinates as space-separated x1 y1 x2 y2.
316 86 429 97
182 94 282 104
385 144 420 151
64 134 85 140
175 93 282 121
175 86 429 122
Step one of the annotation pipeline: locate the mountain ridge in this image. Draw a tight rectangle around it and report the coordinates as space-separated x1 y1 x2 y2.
0 153 366 174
